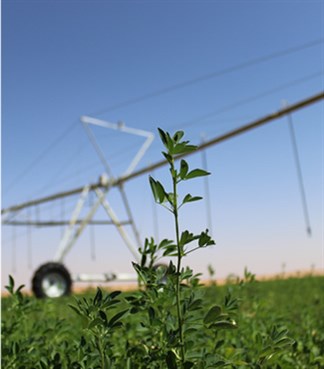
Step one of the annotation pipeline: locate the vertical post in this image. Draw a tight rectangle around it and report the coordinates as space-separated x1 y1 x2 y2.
201 133 213 235
283 101 312 236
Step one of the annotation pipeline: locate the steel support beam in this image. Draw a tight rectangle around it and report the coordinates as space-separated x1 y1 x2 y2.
2 91 323 215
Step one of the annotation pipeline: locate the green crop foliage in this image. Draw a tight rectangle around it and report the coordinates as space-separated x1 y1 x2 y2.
2 129 323 368
2 275 324 368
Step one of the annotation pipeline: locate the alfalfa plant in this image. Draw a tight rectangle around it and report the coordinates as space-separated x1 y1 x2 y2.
129 128 239 369
2 276 73 369
150 129 214 364
68 287 129 368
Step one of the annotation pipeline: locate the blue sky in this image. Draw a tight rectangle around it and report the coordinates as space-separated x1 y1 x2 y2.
1 0 323 291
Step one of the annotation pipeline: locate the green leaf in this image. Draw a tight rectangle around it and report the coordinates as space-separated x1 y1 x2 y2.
148 306 155 323
198 230 215 247
167 261 177 275
109 290 121 300
149 176 166 203
204 305 222 324
179 160 189 180
109 309 128 327
9 275 15 289
94 288 103 306
158 128 168 146
179 230 193 247
275 337 294 346
189 298 203 310
163 244 177 256
163 151 173 163
132 262 148 284
88 318 102 329
68 304 82 316
185 169 210 180
99 310 107 323
212 320 238 330
224 293 239 311
140 253 147 268
181 267 194 280
149 176 159 202
16 284 25 294
173 130 184 143
5 275 15 294
173 143 196 155
158 239 175 250
166 350 178 369
158 128 173 151
182 194 202 204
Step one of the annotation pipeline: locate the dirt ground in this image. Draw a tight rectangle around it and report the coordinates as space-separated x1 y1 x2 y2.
2 269 323 297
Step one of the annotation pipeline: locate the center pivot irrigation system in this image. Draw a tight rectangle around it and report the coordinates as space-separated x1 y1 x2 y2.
2 91 324 298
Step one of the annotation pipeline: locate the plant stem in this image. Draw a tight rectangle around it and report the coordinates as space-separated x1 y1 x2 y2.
97 333 106 369
171 158 185 367
97 331 106 369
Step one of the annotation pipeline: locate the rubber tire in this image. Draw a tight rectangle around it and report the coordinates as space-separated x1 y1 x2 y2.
32 262 72 298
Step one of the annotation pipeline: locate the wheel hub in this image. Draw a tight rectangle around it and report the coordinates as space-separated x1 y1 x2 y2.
41 272 67 298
